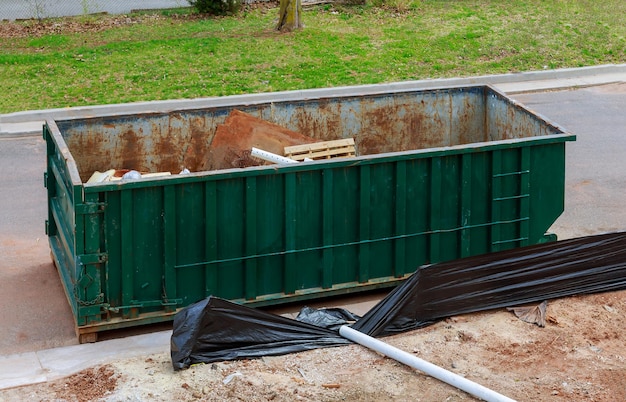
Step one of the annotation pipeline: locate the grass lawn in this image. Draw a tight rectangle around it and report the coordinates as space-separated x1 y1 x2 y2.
0 0 625 113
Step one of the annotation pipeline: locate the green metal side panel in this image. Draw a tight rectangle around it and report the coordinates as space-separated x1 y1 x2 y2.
91 139 568 311
46 122 107 327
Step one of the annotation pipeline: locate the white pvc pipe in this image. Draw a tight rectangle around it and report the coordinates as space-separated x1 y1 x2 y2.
251 147 298 164
339 326 516 402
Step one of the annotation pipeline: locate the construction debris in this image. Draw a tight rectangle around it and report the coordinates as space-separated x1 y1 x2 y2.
207 110 319 170
206 109 357 170
87 110 359 182
87 169 174 184
284 138 356 161
507 301 548 327
250 147 299 164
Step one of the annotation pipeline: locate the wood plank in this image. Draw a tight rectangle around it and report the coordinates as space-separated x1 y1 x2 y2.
285 138 356 161
289 147 355 160
285 138 355 154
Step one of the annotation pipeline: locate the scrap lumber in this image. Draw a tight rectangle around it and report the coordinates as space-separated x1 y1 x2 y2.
284 138 356 161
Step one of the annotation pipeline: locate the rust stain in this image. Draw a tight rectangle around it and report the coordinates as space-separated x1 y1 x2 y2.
59 87 545 183
186 115 212 172
356 133 387 155
68 126 122 182
362 96 430 153
294 99 343 142
119 128 143 172
153 118 179 173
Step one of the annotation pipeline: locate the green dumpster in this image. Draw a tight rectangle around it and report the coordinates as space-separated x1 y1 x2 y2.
44 84 575 342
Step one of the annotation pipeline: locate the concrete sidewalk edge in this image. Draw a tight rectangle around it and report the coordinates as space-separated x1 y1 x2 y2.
0 330 172 391
2 64 626 138
0 288 380 390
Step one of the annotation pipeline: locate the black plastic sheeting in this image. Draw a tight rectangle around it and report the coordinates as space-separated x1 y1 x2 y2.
170 298 353 370
172 231 626 370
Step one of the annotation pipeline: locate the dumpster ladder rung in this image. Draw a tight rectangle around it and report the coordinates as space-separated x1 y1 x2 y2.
492 236 529 246
104 299 183 313
490 148 531 249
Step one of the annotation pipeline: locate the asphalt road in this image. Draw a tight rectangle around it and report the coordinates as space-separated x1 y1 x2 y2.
513 83 626 239
0 83 624 356
0 0 186 21
0 135 77 355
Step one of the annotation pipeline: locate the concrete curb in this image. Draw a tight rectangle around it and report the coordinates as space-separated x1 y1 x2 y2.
0 121 45 138
2 64 625 138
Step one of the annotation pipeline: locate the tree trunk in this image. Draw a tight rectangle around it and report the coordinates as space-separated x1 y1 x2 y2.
276 0 303 32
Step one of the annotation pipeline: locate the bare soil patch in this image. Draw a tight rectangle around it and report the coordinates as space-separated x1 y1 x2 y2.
0 5 280 39
0 14 166 39
52 365 119 402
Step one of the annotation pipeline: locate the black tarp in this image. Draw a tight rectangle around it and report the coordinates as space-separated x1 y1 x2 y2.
172 231 626 370
170 297 353 370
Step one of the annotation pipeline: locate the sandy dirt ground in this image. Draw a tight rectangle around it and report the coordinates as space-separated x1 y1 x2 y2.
2 288 626 402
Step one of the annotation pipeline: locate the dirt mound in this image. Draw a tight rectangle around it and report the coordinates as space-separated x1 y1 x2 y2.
51 365 119 402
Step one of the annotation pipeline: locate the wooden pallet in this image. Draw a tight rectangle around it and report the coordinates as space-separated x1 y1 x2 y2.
284 138 356 161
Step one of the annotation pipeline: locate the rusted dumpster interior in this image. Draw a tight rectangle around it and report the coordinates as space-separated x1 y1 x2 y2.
45 84 575 341
58 85 559 181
